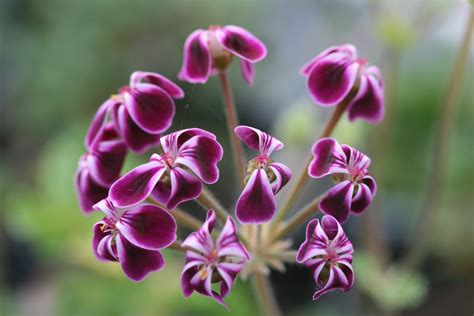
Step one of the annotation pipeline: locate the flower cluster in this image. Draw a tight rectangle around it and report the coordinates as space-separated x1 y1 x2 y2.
74 24 384 309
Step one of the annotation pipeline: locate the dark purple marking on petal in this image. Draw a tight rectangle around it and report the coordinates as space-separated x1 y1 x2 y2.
178 29 211 84
350 183 373 214
166 168 202 210
117 204 177 250
87 139 127 187
215 25 267 62
319 180 354 224
92 222 117 262
235 169 276 224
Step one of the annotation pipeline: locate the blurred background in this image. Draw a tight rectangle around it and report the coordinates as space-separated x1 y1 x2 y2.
1 0 473 315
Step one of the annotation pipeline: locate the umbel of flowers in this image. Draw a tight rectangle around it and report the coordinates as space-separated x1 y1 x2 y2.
74 24 384 312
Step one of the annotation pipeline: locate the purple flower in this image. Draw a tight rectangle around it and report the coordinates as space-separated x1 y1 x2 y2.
109 128 223 209
296 215 354 300
181 210 250 306
308 137 377 223
234 126 292 224
75 122 127 214
92 199 177 282
178 25 267 86
300 44 384 123
89 71 184 153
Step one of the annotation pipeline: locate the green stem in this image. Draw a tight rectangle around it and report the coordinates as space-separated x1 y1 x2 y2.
402 8 474 268
197 186 230 223
252 271 282 316
218 71 246 184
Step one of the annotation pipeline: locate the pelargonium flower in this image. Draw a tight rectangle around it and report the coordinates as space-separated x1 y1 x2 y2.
75 122 127 213
89 71 184 153
178 25 267 85
296 215 354 300
300 44 384 123
110 128 223 210
181 209 250 306
92 199 177 281
308 137 376 223
234 126 292 224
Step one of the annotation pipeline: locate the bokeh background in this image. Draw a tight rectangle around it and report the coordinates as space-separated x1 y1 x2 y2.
1 0 473 315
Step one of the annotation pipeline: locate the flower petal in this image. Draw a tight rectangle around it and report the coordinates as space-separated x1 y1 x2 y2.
268 162 292 195
166 167 202 210
296 219 326 263
113 105 161 154
319 180 354 224
306 52 359 106
240 59 256 86
123 83 175 134
300 44 357 76
130 71 184 99
175 135 223 184
85 98 119 150
116 234 165 282
160 128 216 154
75 161 109 214
350 183 374 214
216 217 251 260
235 169 276 224
86 139 127 187
182 209 216 255
92 222 118 262
234 125 283 156
348 66 384 123
109 161 165 207
308 138 348 178
117 204 177 250
178 29 211 84
215 25 267 62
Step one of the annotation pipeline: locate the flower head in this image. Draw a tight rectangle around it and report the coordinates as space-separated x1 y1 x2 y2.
75 122 127 213
89 71 184 153
109 128 223 209
178 25 267 85
301 44 384 123
308 137 377 223
181 210 250 306
296 215 354 300
92 199 177 281
234 126 292 224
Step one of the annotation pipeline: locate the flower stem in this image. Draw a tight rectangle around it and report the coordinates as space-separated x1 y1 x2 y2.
252 271 282 316
172 208 203 231
197 186 230 223
270 90 357 229
268 194 323 244
218 71 246 184
402 8 474 269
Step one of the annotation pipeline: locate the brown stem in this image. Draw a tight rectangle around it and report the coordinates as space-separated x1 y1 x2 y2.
218 71 246 184
268 194 322 244
196 186 230 223
402 8 474 269
252 271 282 316
172 208 203 231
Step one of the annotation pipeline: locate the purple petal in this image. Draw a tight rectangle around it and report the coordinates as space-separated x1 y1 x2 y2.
319 180 354 224
362 175 377 194
296 219 326 263
350 183 374 214
234 125 283 156
312 262 354 300
308 138 349 178
92 222 118 262
240 59 256 86
306 52 359 106
150 180 171 206
182 210 216 255
215 25 267 62
122 83 175 134
175 135 223 184
85 98 119 150
130 71 184 99
109 161 165 207
75 162 109 214
268 162 292 195
166 167 202 210
216 217 251 260
235 169 276 224
86 139 127 187
161 128 216 154
116 234 165 282
320 215 339 240
113 105 161 154
347 66 384 123
300 44 357 76
178 29 211 84
117 204 177 250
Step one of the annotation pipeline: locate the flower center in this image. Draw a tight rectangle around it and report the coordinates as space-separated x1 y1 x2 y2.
324 247 339 265
160 153 175 168
255 154 269 167
101 217 117 232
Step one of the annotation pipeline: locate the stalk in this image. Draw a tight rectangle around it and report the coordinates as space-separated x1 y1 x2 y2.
402 8 474 268
197 186 230 223
252 271 282 316
218 71 246 184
